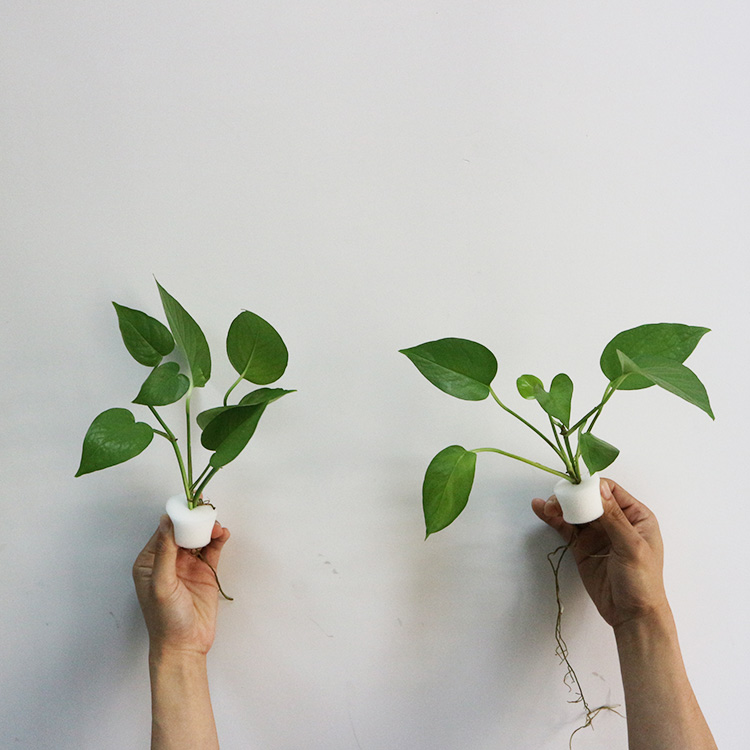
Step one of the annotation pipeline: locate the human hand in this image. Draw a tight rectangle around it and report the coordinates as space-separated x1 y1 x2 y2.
532 478 670 630
132 515 231 656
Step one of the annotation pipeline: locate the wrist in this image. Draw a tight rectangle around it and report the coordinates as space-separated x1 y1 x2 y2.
613 602 676 647
149 644 209 669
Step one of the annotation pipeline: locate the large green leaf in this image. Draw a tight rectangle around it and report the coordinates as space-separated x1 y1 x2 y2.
76 408 154 476
617 351 714 419
200 403 268 468
227 311 288 385
422 445 477 537
579 432 620 474
112 302 174 366
132 362 190 406
156 280 212 388
600 323 710 390
400 338 497 401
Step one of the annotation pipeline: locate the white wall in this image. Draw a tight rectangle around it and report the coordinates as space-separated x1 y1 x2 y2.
3 3 747 748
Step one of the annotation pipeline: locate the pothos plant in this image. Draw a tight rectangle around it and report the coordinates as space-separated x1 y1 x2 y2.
401 322 713 743
76 279 293 566
401 322 713 536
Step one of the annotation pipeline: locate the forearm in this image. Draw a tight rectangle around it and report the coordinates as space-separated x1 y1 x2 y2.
149 648 219 750
615 606 716 750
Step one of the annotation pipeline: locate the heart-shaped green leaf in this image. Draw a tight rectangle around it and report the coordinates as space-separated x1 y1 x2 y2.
517 373 573 426
156 280 212 388
133 362 190 406
112 302 174 366
536 373 574 427
201 403 268 468
423 445 477 537
600 323 710 390
227 311 288 385
76 408 154 476
579 432 620 474
516 374 544 399
400 338 497 401
616 351 714 419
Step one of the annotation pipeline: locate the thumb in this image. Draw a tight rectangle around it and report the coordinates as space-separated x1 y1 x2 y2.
151 515 179 589
594 479 641 555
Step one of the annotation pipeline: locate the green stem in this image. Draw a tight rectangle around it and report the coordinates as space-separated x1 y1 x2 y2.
148 406 192 505
185 387 194 488
472 447 572 481
562 432 581 482
191 465 212 493
488 387 566 461
564 376 628 436
193 466 221 501
550 417 574 476
223 375 244 407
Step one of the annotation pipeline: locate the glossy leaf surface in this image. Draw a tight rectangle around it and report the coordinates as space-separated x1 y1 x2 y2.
616 351 714 419
516 374 544 399
227 311 288 385
76 408 154 476
156 280 211 388
579 432 620 474
112 302 174 367
239 387 295 406
400 338 497 401
423 445 477 537
201 403 267 468
600 323 710 389
132 362 190 406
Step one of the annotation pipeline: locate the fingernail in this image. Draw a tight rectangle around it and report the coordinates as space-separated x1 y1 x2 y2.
600 481 612 500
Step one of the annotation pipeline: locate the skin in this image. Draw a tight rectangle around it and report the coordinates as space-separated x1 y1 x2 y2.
133 479 717 749
532 478 717 750
133 515 230 750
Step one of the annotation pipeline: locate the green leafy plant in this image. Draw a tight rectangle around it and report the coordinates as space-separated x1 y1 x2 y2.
76 280 293 509
401 323 713 537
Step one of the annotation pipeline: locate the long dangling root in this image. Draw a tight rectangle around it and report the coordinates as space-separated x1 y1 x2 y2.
191 549 234 601
547 542 623 749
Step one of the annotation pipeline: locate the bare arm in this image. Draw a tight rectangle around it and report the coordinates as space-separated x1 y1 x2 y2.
532 478 716 750
133 515 230 750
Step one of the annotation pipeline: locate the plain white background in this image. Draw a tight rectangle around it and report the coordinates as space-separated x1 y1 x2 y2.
2 2 747 748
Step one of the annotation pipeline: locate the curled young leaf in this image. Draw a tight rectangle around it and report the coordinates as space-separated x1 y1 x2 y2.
112 302 174 367
422 445 477 537
616 351 714 419
579 432 620 474
156 280 212 388
400 338 498 401
600 323 710 389
75 408 154 476
227 311 288 385
517 373 574 427
132 362 190 406
516 374 544 400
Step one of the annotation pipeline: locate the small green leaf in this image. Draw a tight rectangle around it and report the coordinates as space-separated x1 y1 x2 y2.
201 403 268 468
601 323 710 390
616 351 714 419
227 311 288 385
517 374 544 399
76 408 154 476
400 338 498 401
422 445 477 537
132 362 190 406
579 432 620 474
156 280 212 388
536 373 574 427
112 302 174 367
